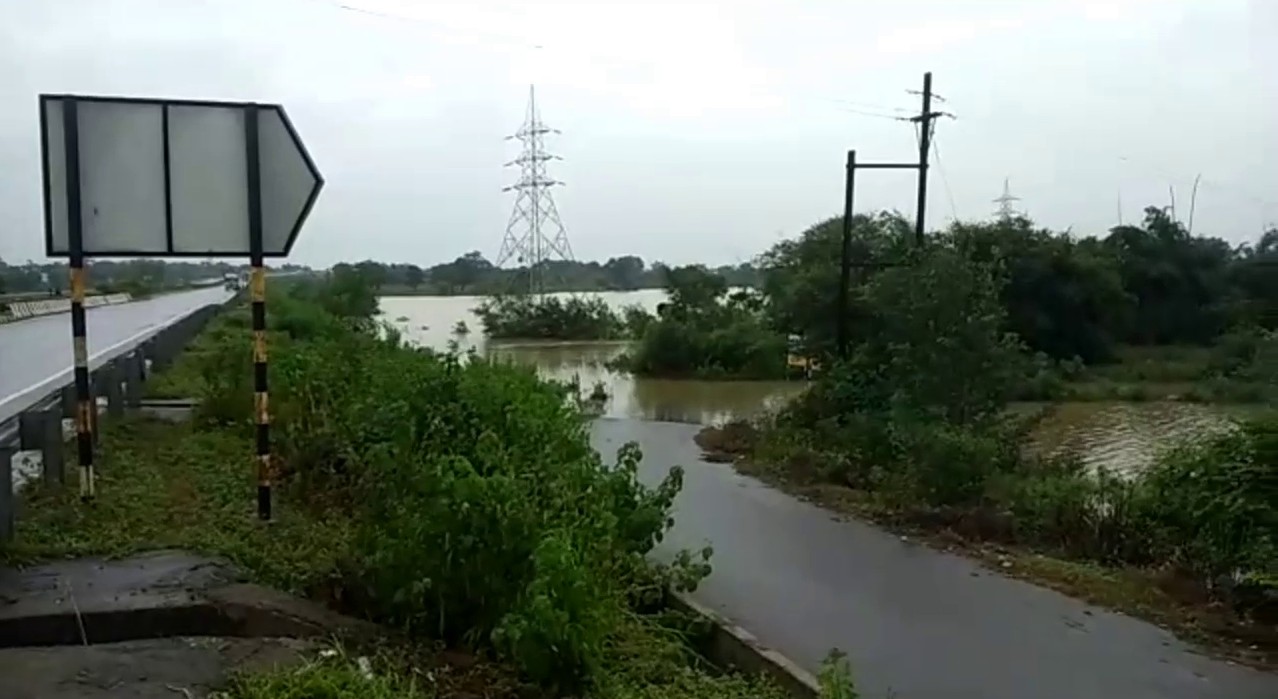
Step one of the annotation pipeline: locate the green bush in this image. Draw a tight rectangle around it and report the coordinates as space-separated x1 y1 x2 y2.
476 294 622 340
1139 419 1278 580
621 304 656 338
184 275 708 689
623 267 786 380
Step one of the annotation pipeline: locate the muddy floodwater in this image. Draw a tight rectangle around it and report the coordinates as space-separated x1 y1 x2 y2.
380 292 1249 475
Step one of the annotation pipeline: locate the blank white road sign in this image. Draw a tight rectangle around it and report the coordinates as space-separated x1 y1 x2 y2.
40 95 323 257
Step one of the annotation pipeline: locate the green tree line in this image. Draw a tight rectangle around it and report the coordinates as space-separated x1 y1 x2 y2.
768 206 1278 364
349 253 762 295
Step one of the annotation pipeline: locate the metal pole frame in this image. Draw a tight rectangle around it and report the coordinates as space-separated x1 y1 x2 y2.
836 150 856 358
834 71 938 359
245 104 272 521
62 99 96 502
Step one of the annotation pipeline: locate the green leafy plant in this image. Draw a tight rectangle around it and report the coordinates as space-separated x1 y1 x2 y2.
475 293 624 340
174 274 712 690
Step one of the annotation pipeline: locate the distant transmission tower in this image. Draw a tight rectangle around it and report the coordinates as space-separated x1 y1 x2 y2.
496 85 573 295
993 178 1022 220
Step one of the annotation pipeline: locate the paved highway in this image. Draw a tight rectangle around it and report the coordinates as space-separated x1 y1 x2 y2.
0 287 231 424
592 419 1278 699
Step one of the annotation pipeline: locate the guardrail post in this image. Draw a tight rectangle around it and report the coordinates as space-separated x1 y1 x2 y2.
149 331 174 372
104 360 125 418
89 372 103 446
60 385 77 419
124 351 145 408
0 443 13 542
19 406 64 487
141 339 157 379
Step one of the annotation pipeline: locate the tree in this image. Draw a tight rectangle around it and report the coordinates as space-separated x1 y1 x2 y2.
1103 207 1237 345
603 256 646 290
948 217 1130 363
760 211 913 354
1231 226 1278 330
663 265 727 318
796 247 1023 428
404 264 425 290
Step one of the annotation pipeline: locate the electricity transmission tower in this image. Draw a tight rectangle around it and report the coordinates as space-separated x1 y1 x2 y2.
496 85 573 295
993 178 1022 220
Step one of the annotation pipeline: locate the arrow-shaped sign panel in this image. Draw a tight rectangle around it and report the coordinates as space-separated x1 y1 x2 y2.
40 95 323 258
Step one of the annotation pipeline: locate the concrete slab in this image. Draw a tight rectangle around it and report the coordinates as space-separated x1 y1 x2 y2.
0 636 317 699
0 550 376 648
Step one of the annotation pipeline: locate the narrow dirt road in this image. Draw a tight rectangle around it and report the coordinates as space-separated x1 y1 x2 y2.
590 418 1278 699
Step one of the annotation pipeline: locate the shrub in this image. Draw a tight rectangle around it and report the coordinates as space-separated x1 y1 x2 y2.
623 267 786 380
185 276 707 689
621 304 656 338
476 294 622 340
1139 418 1278 580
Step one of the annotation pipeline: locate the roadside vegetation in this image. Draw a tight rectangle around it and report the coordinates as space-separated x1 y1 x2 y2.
4 266 854 698
696 208 1278 665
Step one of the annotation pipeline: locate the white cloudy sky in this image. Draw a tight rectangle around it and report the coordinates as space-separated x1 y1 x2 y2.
1 0 1275 268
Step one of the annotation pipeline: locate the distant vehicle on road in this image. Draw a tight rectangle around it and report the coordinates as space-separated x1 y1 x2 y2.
223 273 243 291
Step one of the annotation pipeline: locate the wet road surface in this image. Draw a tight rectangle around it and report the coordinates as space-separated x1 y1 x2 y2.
589 418 1278 699
0 287 231 423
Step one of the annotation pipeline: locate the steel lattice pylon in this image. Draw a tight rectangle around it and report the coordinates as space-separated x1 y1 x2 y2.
496 85 573 295
993 177 1022 220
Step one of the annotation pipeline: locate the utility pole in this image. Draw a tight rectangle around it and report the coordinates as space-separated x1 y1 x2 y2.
912 72 934 247
834 71 943 358
836 150 856 355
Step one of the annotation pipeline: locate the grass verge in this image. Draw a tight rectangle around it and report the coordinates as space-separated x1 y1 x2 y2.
3 417 348 594
2 413 817 697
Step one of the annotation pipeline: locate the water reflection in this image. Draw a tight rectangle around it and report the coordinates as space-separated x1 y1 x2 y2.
379 292 1248 474
379 292 802 424
1020 401 1244 477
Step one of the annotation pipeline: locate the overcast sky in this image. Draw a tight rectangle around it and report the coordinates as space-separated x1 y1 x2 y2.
1 0 1275 268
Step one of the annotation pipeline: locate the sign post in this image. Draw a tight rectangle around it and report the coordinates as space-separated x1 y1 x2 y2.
59 99 95 501
244 104 272 521
40 94 323 519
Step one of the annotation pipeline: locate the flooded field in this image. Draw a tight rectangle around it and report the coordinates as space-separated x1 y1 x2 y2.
380 292 1246 475
1019 401 1243 477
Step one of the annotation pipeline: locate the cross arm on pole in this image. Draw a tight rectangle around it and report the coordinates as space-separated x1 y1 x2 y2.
856 162 919 170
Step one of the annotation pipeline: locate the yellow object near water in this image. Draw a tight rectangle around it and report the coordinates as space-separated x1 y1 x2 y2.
786 335 820 377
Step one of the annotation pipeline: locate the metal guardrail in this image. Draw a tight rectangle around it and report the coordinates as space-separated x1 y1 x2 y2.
0 299 233 541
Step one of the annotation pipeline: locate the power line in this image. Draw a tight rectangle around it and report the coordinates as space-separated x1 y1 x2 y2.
324 0 1278 226
836 71 942 357
931 139 960 223
322 1 944 125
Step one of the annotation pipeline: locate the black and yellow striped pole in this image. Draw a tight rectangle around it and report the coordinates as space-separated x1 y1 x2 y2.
62 98 95 501
245 103 272 520
251 265 270 520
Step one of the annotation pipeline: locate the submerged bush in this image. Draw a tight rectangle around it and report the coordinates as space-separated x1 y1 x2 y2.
475 294 622 340
623 266 786 379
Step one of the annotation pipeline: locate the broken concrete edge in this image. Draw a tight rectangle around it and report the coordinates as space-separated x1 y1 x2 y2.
670 591 822 699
